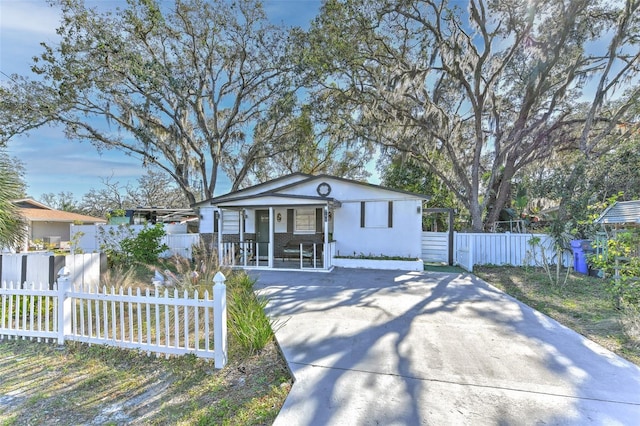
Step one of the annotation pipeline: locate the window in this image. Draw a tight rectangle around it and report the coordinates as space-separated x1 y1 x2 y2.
295 208 316 233
361 201 393 228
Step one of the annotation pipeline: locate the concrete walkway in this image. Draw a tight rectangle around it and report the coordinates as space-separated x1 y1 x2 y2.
251 268 640 425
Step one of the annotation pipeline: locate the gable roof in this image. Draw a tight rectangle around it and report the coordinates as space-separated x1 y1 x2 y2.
16 199 106 224
595 200 640 225
278 174 431 199
191 173 313 208
199 173 429 207
13 198 53 210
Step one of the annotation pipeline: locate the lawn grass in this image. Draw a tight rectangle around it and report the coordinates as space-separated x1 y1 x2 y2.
423 263 466 273
475 266 640 366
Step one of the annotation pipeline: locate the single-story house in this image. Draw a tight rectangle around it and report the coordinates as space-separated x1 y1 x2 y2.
15 199 107 251
193 173 429 271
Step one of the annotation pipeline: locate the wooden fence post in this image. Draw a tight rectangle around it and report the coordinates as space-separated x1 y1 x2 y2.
57 267 72 345
213 271 227 369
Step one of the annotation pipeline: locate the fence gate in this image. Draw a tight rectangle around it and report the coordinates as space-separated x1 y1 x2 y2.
422 208 454 265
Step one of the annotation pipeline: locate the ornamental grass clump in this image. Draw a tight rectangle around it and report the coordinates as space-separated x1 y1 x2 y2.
159 245 279 357
226 273 279 356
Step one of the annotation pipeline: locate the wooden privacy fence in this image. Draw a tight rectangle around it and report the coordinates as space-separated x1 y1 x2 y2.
0 271 228 368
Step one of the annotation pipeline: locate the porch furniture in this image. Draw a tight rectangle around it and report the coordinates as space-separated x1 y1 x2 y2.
282 239 320 262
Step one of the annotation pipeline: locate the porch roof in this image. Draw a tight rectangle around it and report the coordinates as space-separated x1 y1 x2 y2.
214 193 341 209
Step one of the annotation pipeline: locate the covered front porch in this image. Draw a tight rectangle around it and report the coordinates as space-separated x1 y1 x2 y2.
215 197 339 272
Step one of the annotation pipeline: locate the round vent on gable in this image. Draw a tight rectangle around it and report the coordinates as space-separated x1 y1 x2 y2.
316 182 331 197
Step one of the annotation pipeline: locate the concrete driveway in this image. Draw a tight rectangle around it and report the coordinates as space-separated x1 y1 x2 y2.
251 268 640 425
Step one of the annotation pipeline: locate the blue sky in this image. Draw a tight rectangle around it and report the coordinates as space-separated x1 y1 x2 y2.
0 0 322 202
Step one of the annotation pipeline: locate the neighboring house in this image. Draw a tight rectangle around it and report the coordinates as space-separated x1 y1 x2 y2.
595 200 640 227
15 199 106 251
193 173 428 271
112 207 198 227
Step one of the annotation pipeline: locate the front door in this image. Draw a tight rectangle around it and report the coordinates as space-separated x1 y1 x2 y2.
256 210 270 258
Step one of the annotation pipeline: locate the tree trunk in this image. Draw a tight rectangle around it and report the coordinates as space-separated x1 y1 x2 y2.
484 163 517 231
469 199 484 232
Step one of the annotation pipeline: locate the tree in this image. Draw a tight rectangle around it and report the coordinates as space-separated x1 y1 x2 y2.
250 102 374 182
308 0 640 231
523 132 640 238
126 169 189 208
79 169 187 217
587 135 640 203
40 191 80 212
0 0 305 204
79 175 132 218
381 157 460 230
0 151 27 249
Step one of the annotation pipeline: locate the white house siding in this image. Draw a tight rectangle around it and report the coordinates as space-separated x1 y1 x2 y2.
282 176 407 201
198 207 240 235
198 207 216 235
282 178 423 258
334 198 423 259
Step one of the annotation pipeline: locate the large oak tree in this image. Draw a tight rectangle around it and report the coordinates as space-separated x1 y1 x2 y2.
1 0 308 204
308 0 640 231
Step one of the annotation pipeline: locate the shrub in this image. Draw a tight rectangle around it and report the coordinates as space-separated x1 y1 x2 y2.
98 224 135 266
100 224 169 267
590 230 640 305
120 224 169 265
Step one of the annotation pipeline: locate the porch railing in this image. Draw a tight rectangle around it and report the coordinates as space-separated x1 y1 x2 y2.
220 241 267 268
220 241 335 270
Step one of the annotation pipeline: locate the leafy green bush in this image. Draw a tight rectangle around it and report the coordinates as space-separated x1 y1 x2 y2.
99 224 169 267
98 224 135 266
120 224 169 265
590 230 640 305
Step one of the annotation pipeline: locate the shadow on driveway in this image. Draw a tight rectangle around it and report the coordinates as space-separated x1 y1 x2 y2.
251 268 640 425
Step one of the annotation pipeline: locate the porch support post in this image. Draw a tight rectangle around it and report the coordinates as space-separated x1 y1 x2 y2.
217 209 224 265
240 209 245 266
448 208 454 266
268 207 274 268
324 204 329 268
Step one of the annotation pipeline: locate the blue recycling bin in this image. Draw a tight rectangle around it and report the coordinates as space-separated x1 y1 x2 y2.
570 240 592 275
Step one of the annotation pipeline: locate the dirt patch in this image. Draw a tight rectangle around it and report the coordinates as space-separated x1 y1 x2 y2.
0 339 290 425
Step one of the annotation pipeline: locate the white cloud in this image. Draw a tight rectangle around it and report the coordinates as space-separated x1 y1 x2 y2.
0 1 61 35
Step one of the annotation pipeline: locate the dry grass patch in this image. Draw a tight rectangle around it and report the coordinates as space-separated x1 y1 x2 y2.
0 339 290 425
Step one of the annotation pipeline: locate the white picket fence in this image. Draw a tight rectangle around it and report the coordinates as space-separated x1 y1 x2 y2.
0 272 228 368
422 232 573 271
71 224 201 259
